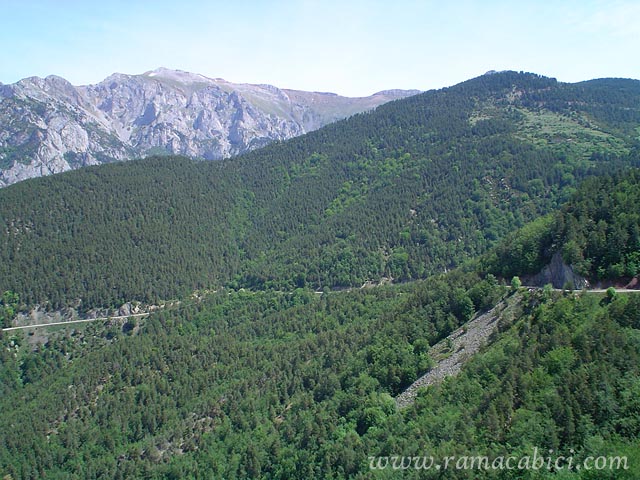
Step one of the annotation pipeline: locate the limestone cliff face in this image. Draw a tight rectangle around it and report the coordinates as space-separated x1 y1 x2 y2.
522 251 590 289
0 68 418 186
0 75 134 185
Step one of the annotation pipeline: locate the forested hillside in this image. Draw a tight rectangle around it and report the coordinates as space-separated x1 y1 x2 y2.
1 71 639 310
1 72 640 478
1 271 638 478
485 169 640 282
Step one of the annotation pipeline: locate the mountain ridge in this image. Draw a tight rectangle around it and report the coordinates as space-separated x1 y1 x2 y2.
0 68 418 186
1 71 639 310
1 70 640 479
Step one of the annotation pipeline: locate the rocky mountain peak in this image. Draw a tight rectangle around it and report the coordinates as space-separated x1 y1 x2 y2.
373 88 422 97
0 69 419 187
142 67 214 84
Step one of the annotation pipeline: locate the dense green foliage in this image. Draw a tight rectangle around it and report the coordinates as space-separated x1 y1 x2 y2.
0 291 18 328
555 172 640 279
1 277 638 478
391 289 640 479
486 169 640 281
1 72 640 479
0 274 491 478
1 72 639 309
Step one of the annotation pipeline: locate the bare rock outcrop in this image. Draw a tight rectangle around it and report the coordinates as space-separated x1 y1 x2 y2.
522 251 589 289
0 68 418 186
396 294 521 409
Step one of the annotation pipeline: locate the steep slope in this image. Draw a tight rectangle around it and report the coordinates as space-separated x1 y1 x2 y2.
484 169 640 286
395 293 522 409
0 71 639 310
0 75 136 183
0 68 417 186
1 269 639 478
2 81 640 478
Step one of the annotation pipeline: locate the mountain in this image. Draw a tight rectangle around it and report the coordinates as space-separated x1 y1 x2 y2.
2 71 640 479
2 195 639 478
484 169 640 287
0 67 418 186
0 71 639 311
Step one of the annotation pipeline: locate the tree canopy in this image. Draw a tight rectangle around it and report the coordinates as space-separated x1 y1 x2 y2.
1 72 638 310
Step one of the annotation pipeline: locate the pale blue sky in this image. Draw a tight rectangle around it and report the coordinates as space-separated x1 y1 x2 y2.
2 0 639 96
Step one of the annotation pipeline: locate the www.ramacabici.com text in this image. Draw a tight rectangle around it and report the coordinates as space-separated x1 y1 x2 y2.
369 448 628 472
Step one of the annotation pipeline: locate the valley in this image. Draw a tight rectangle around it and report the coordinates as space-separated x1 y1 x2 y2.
1 71 639 479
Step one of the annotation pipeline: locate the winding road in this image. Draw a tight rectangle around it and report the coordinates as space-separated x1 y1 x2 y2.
1 312 150 332
2 286 636 333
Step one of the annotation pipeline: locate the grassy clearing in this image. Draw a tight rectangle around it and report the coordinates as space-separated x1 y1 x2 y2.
515 108 630 159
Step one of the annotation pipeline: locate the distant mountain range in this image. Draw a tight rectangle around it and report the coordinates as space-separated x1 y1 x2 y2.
0 67 418 186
